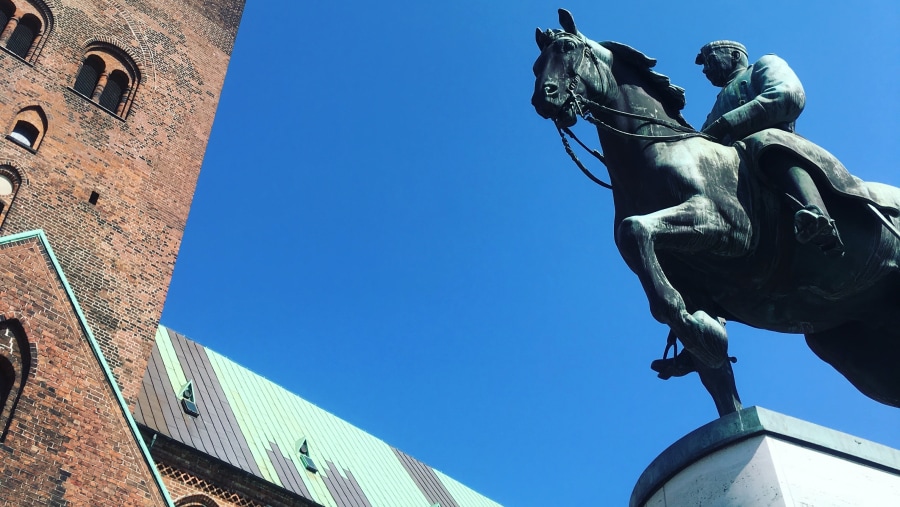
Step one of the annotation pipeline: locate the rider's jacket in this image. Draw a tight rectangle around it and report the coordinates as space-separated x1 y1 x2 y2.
702 54 805 141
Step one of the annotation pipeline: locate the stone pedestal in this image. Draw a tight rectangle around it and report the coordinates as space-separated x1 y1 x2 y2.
631 406 900 507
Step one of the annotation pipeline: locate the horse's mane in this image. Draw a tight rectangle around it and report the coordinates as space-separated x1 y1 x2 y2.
541 29 691 128
597 40 691 128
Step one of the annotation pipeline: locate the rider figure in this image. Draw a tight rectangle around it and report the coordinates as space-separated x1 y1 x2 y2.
696 40 843 255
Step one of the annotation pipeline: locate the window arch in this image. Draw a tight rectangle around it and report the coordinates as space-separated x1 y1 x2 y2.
0 318 31 442
7 105 46 151
174 494 220 507
70 43 139 118
0 0 52 63
6 12 37 57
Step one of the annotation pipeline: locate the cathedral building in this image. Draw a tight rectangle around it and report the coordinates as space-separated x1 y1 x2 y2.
0 1 499 505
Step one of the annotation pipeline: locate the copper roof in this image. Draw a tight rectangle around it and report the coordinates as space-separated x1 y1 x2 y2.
135 326 502 507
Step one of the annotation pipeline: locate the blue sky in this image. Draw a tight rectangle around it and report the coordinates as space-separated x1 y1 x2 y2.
160 1 900 505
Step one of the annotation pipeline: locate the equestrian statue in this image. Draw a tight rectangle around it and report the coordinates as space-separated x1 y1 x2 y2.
531 9 900 416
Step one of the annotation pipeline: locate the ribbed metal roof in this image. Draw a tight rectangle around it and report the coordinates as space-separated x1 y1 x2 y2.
134 326 502 507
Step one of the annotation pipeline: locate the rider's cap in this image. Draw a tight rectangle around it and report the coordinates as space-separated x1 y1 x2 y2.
695 40 748 65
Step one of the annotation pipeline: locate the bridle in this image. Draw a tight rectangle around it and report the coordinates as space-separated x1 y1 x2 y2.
549 39 715 190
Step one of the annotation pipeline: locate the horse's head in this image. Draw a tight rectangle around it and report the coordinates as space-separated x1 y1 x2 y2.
532 9 614 128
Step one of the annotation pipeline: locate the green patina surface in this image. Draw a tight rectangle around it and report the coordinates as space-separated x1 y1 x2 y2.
156 325 188 396
151 324 502 507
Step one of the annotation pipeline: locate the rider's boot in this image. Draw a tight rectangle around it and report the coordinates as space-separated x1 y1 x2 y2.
783 165 845 256
794 205 844 256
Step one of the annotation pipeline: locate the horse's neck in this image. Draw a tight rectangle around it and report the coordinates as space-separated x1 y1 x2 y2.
593 72 676 184
605 68 674 136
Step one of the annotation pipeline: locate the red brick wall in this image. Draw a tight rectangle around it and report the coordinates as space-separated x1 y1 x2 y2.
0 0 245 407
0 236 166 506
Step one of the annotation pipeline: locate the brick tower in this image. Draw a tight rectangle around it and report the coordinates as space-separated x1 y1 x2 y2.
0 0 245 504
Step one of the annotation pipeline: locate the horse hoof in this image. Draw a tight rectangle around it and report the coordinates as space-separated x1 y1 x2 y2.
685 310 729 368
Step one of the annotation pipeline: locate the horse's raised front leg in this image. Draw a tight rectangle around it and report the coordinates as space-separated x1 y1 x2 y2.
616 196 735 367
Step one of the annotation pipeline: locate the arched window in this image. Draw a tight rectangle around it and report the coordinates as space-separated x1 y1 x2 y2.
98 69 128 112
0 318 31 442
70 43 139 118
0 0 52 63
6 105 46 151
73 55 104 97
5 13 38 58
0 1 14 37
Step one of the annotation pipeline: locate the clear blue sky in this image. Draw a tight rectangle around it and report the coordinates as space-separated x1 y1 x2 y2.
161 1 900 505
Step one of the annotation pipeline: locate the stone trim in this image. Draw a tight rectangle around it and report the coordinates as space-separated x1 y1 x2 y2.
630 406 900 506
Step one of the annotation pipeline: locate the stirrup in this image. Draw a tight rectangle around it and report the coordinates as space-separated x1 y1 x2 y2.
794 205 844 256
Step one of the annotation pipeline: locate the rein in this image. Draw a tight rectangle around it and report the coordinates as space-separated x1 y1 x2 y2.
554 44 716 190
556 124 612 189
556 101 712 191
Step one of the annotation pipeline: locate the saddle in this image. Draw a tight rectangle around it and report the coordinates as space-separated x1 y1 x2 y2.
737 129 899 216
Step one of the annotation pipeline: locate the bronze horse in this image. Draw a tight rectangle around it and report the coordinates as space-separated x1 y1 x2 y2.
531 9 900 415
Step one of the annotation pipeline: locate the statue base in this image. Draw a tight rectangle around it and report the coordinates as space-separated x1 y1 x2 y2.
630 406 900 506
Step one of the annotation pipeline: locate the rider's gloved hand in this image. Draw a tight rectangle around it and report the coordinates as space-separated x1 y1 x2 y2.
702 117 733 145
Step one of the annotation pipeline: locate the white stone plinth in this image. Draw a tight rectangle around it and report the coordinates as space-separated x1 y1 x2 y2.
631 406 900 507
